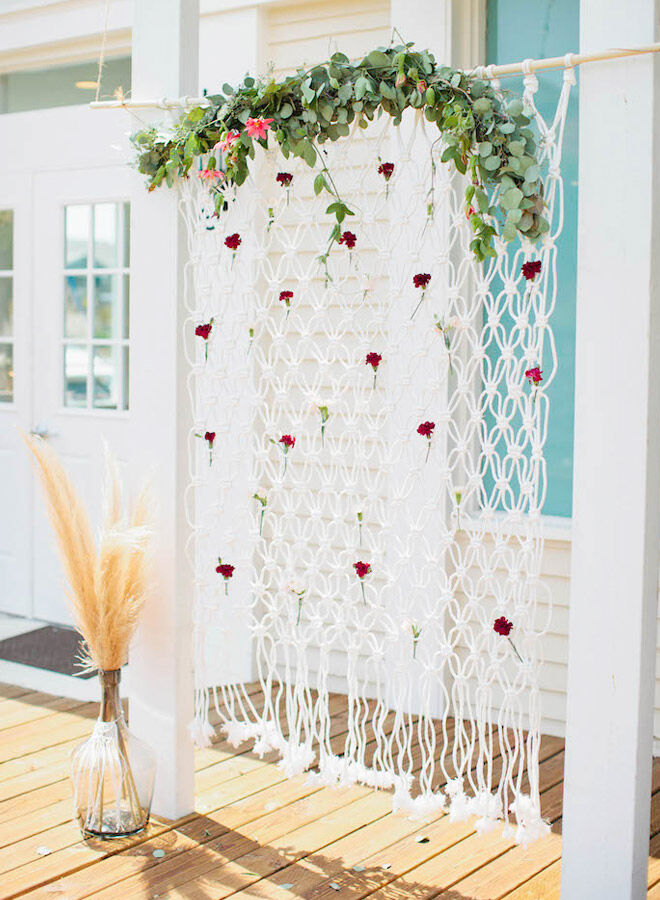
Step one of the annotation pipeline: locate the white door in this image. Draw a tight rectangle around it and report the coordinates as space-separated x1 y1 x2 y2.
31 167 137 625
0 174 33 617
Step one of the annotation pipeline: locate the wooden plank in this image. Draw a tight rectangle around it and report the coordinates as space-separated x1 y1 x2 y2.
89 787 394 900
0 702 97 764
502 861 561 900
0 693 88 731
290 752 565 900
0 683 32 702
0 692 358 886
16 782 384 900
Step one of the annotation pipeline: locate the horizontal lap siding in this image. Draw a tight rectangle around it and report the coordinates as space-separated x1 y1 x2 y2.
262 2 660 750
265 0 392 76
262 0 393 701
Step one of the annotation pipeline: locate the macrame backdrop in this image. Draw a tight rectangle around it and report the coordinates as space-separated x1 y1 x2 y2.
181 65 574 845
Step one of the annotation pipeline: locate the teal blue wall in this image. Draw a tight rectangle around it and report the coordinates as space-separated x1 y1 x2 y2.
486 0 578 517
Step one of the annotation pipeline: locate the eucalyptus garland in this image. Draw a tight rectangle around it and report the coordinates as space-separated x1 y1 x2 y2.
133 43 548 261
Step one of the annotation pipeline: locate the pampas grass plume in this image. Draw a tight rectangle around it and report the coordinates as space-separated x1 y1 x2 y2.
24 434 152 673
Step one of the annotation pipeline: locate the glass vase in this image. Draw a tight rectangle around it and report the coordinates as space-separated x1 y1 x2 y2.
71 669 156 838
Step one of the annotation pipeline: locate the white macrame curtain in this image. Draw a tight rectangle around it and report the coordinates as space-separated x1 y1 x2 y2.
181 64 574 845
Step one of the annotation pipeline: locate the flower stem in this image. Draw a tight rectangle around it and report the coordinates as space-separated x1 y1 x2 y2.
508 637 524 664
425 439 431 463
259 509 264 536
224 582 228 597
411 292 425 320
373 372 377 390
321 425 325 448
209 448 213 467
283 453 288 477
413 639 418 659
296 598 302 626
360 581 365 604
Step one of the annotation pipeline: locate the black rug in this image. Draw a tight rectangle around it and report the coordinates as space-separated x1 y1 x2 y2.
0 625 94 678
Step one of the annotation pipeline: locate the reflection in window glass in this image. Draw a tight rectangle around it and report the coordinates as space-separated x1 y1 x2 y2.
64 344 87 407
123 204 130 267
62 202 129 410
93 345 119 409
64 275 87 339
93 204 119 268
65 206 90 269
0 56 131 115
0 211 13 270
0 344 13 402
0 211 13 403
123 274 130 339
0 278 12 337
93 274 120 339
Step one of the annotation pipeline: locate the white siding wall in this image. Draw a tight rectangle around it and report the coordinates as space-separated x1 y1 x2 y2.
260 0 660 749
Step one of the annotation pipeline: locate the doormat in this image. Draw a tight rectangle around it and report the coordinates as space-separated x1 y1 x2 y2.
0 625 94 678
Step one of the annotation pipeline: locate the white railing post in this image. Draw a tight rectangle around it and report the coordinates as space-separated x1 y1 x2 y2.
562 1 660 896
127 0 199 819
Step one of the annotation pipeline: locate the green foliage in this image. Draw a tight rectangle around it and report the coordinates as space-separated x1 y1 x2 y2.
133 42 547 261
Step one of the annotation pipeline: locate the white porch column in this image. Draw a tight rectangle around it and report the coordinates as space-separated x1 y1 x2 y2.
127 0 199 819
562 2 660 897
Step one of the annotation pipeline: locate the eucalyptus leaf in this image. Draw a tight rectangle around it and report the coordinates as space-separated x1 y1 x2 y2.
367 50 391 68
501 187 523 210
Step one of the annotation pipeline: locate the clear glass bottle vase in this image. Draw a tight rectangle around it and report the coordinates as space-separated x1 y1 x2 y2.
71 669 156 838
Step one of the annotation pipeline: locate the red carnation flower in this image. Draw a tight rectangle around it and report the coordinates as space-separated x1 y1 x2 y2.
417 421 435 438
378 162 395 181
279 290 294 318
276 172 293 188
413 273 431 289
525 367 543 387
493 616 513 636
339 231 357 250
366 352 382 389
521 260 542 281
195 322 212 340
417 80 428 93
411 274 432 319
225 232 241 251
417 420 435 463
493 616 524 663
216 559 235 594
271 433 295 476
353 560 371 603
195 320 213 361
197 429 216 465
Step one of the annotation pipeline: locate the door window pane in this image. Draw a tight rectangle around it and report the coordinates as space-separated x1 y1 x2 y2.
93 345 120 410
64 275 87 339
0 211 13 403
0 211 13 270
0 343 13 403
64 344 87 407
93 274 121 339
65 206 90 269
93 204 119 268
62 202 130 409
0 278 12 337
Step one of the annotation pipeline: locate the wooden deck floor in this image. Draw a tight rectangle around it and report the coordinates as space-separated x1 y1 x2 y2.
1 682 659 900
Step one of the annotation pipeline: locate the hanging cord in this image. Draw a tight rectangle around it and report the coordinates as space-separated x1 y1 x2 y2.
94 0 112 103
